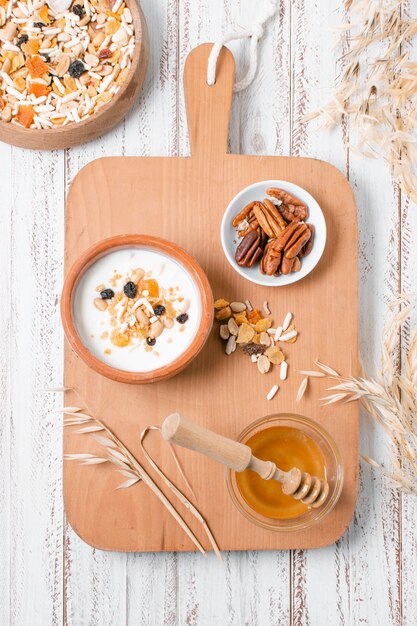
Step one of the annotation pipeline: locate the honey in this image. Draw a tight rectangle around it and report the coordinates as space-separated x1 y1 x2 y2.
236 426 326 520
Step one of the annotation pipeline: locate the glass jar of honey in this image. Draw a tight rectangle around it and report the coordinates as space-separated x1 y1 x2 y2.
226 414 343 532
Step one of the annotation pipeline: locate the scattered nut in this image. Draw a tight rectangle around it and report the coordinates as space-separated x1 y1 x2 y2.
215 306 232 321
225 335 236 355
230 301 246 313
257 355 271 374
94 297 107 311
228 318 238 336
220 324 230 340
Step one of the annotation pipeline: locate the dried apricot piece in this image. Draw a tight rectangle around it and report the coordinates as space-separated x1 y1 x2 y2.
247 309 262 324
38 4 50 23
141 279 159 298
26 55 49 78
236 323 255 344
28 82 50 97
23 39 40 56
16 105 34 128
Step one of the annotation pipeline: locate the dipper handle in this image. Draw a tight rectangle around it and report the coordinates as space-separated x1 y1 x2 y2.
162 412 253 472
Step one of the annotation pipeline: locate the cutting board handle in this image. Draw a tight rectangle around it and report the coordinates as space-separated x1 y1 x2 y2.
184 43 235 157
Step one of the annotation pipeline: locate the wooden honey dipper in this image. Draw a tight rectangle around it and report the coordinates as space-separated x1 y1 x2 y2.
162 413 329 508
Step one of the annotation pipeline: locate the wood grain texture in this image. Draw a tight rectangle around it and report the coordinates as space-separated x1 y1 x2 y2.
63 42 358 553
1 0 416 624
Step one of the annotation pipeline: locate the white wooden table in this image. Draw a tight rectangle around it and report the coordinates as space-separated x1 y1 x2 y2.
1 0 416 624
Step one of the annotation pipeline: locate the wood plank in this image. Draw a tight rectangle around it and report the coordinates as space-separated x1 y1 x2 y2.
63 1 180 624
0 144 65 625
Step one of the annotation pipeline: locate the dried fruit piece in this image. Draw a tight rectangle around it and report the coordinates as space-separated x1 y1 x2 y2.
100 288 114 300
146 337 156 346
176 313 189 324
38 5 50 24
16 105 34 128
153 305 166 316
142 279 159 298
247 309 262 324
23 38 40 56
68 59 85 77
214 298 229 309
215 306 232 322
28 82 50 97
26 54 48 78
123 281 137 298
257 355 271 374
236 323 255 344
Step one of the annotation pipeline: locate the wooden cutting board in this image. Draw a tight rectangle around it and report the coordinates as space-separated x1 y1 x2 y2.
63 43 358 551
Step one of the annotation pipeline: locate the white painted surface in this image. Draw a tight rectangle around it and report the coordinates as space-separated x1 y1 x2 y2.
0 0 415 624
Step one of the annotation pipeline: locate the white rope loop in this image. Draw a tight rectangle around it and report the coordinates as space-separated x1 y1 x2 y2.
207 0 278 93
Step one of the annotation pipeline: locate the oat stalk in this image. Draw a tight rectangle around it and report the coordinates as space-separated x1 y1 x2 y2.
302 295 417 494
64 409 221 558
304 0 417 202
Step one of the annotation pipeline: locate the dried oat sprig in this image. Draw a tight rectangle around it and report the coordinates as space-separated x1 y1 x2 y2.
304 0 417 203
63 408 221 557
300 296 417 494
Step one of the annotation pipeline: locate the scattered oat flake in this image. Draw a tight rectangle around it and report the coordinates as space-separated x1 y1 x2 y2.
266 384 279 401
282 312 292 331
296 377 308 402
274 326 283 342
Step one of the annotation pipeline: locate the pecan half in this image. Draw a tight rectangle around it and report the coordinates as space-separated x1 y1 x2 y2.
261 240 282 276
232 201 258 227
267 188 308 221
263 198 287 231
271 220 301 253
285 227 311 259
235 229 264 267
299 224 314 257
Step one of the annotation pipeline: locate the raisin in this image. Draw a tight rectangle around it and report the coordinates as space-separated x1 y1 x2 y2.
17 34 29 47
34 22 45 28
100 288 114 300
176 313 189 324
123 281 137 298
146 337 156 346
72 3 85 16
68 59 85 78
153 305 166 316
98 48 112 60
41 54 51 63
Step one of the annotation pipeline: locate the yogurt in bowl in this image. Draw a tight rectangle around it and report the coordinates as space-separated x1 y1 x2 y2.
61 235 213 384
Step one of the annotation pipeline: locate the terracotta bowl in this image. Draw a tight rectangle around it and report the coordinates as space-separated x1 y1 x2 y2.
0 0 148 150
61 234 214 384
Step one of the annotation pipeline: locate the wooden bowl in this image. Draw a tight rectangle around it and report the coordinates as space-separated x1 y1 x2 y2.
61 234 214 384
0 0 148 150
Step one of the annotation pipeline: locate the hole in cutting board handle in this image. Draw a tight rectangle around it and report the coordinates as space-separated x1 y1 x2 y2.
184 43 235 157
